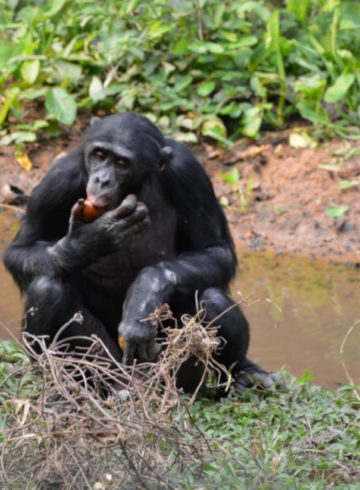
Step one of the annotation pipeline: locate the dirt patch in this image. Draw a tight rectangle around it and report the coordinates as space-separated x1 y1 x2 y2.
200 131 360 264
1 123 359 264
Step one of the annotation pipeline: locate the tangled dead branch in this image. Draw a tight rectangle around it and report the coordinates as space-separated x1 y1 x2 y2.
0 305 233 489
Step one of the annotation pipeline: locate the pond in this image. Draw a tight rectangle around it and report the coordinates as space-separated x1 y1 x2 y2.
0 211 359 389
232 250 360 389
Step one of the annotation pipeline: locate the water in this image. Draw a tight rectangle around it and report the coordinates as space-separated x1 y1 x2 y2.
232 251 360 389
0 211 359 388
0 212 22 341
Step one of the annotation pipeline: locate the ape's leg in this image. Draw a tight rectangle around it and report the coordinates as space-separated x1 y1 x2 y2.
200 287 249 368
23 276 122 362
199 288 282 390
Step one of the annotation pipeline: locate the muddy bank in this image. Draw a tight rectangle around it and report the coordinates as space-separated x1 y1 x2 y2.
201 132 360 264
1 126 359 264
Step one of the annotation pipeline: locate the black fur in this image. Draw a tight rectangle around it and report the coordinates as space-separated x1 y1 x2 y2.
3 113 278 391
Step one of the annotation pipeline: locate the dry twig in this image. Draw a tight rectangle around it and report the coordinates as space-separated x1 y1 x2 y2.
0 306 234 489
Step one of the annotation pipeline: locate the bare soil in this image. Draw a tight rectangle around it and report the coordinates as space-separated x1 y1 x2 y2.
1 122 359 264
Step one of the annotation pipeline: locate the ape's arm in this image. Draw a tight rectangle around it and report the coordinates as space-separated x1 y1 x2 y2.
3 151 85 291
3 151 148 291
119 142 237 363
119 243 235 363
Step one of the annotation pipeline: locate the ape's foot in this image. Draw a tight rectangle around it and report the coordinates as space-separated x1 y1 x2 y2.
233 360 285 392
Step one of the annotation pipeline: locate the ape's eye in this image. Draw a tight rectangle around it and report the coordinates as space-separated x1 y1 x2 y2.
116 157 129 167
93 149 107 160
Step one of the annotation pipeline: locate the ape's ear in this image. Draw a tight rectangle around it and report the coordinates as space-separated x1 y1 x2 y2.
159 146 173 171
90 116 101 127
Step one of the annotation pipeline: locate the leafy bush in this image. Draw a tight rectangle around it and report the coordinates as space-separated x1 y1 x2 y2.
0 0 360 143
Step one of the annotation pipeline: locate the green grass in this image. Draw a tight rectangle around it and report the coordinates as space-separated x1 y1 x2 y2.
1 339 359 488
191 384 360 488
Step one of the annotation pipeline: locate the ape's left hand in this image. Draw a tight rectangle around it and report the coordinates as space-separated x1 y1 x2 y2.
118 320 161 364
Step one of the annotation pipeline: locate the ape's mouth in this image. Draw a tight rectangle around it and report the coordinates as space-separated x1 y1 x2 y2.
86 196 115 212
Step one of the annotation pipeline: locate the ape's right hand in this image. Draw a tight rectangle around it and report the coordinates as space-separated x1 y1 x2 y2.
49 195 149 272
94 194 150 252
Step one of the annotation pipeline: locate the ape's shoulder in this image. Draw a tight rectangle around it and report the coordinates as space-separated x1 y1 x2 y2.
163 138 215 196
25 147 86 240
161 138 234 251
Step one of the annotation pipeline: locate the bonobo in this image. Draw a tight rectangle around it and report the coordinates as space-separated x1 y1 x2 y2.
3 112 280 392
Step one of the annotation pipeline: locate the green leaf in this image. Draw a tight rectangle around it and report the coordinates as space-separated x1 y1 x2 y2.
0 40 16 71
219 102 242 118
89 76 103 101
289 132 317 149
324 73 355 104
54 60 82 83
326 205 349 218
21 60 40 84
340 1 360 29
220 167 240 186
202 117 228 141
241 107 262 139
295 368 316 384
234 35 258 48
338 180 359 190
197 81 215 97
45 0 67 18
286 0 311 24
173 132 198 144
148 21 171 39
177 115 196 130
20 88 47 100
45 88 77 125
294 75 326 99
250 77 266 98
0 131 36 147
206 42 224 54
297 100 329 125
203 129 233 147
319 163 342 172
0 87 20 125
219 30 238 42
172 38 189 56
189 41 224 54
162 61 175 76
173 75 193 91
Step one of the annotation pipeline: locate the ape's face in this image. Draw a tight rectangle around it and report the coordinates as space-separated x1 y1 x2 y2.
85 141 138 210
84 113 173 211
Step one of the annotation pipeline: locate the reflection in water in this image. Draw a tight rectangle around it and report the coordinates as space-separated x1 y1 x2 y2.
232 251 360 389
0 212 359 388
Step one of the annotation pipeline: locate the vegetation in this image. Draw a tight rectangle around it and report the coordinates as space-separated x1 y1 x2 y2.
0 339 359 488
1 0 360 148
1 2 360 487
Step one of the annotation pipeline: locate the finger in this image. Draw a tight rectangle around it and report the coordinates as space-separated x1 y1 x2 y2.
71 198 85 217
136 202 148 217
69 200 87 232
147 342 162 361
113 219 149 247
123 344 134 365
137 344 149 362
110 207 149 238
112 194 137 218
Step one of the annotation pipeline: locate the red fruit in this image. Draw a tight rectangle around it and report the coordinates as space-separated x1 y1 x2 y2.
82 199 103 222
